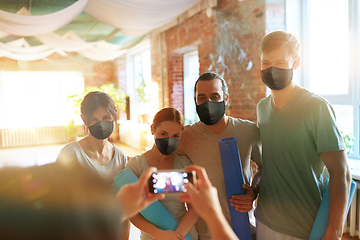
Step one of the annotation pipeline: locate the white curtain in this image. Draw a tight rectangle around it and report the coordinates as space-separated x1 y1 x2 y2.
0 38 52 53
61 30 126 61
0 49 66 61
0 0 202 61
35 32 98 52
84 0 201 36
0 31 146 61
0 1 88 36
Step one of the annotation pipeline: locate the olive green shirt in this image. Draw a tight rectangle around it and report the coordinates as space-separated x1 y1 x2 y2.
255 88 345 239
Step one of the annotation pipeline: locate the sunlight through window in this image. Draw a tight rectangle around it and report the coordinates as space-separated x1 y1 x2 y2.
0 71 84 129
307 0 349 95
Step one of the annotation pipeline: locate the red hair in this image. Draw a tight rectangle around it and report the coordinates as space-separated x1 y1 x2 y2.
152 107 184 129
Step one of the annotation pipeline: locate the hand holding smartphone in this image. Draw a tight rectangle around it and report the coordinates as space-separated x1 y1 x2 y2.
148 169 196 194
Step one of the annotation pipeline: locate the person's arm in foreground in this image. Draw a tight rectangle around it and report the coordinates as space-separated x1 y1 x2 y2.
179 165 239 240
130 213 185 240
321 150 351 240
175 203 198 237
230 161 262 212
116 167 184 240
115 167 165 222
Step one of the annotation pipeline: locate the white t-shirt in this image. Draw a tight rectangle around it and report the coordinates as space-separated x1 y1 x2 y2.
57 142 127 184
126 153 198 240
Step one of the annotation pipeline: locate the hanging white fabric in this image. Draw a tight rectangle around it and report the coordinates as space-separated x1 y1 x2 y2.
84 0 201 36
0 38 52 53
77 48 126 62
0 0 88 36
0 48 66 61
0 31 9 38
0 0 202 61
62 30 126 61
35 32 98 52
0 0 200 38
0 30 147 61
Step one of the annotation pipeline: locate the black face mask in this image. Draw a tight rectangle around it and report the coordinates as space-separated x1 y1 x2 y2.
155 137 180 155
88 120 114 140
196 100 225 125
261 65 294 90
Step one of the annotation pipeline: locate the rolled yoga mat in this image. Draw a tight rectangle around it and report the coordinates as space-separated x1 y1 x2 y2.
308 179 357 240
218 137 252 240
112 168 193 240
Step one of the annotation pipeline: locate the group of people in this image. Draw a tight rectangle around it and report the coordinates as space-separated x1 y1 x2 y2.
1 30 352 240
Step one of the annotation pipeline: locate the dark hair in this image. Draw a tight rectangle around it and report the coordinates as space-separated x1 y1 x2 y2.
152 107 184 129
0 162 121 239
194 72 229 99
81 91 117 125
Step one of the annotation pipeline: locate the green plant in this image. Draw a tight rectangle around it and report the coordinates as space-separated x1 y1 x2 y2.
136 76 149 102
64 119 77 138
341 131 354 154
67 82 127 115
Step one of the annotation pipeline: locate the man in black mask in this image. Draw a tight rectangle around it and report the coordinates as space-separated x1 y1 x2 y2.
177 72 262 240
236 31 351 240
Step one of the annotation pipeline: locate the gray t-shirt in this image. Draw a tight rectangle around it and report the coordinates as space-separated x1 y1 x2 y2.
176 116 262 240
56 142 127 184
126 153 198 240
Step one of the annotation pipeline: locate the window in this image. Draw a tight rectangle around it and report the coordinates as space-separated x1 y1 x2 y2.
286 0 359 158
183 50 200 125
126 42 152 123
0 71 84 128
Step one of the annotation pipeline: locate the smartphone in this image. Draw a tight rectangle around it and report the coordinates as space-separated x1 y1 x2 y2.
148 169 196 194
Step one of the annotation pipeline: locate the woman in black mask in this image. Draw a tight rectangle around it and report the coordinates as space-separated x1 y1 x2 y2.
56 91 129 239
126 107 198 240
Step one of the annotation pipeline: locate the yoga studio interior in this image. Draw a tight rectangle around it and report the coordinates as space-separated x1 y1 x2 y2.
0 0 359 239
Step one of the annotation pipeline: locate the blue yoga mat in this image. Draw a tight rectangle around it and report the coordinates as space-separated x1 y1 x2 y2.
112 168 193 240
309 179 357 240
218 137 252 240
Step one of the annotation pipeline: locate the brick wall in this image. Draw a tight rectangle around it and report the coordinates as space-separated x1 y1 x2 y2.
216 0 267 122
150 0 288 122
0 54 117 89
265 0 286 34
151 8 218 116
115 56 128 121
116 56 127 91
168 54 184 114
84 61 117 88
151 32 169 109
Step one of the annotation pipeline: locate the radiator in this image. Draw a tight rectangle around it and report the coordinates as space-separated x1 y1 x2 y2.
0 127 68 148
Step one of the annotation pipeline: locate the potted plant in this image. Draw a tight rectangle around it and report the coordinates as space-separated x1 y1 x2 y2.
64 119 77 142
136 74 151 124
342 132 354 154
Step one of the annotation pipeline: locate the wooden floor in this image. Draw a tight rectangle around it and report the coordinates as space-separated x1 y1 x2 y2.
343 233 359 239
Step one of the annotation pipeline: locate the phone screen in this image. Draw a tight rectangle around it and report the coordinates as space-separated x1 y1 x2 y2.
148 171 194 194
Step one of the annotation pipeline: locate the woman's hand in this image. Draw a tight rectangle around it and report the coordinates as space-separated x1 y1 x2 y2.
155 230 185 240
116 167 165 221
